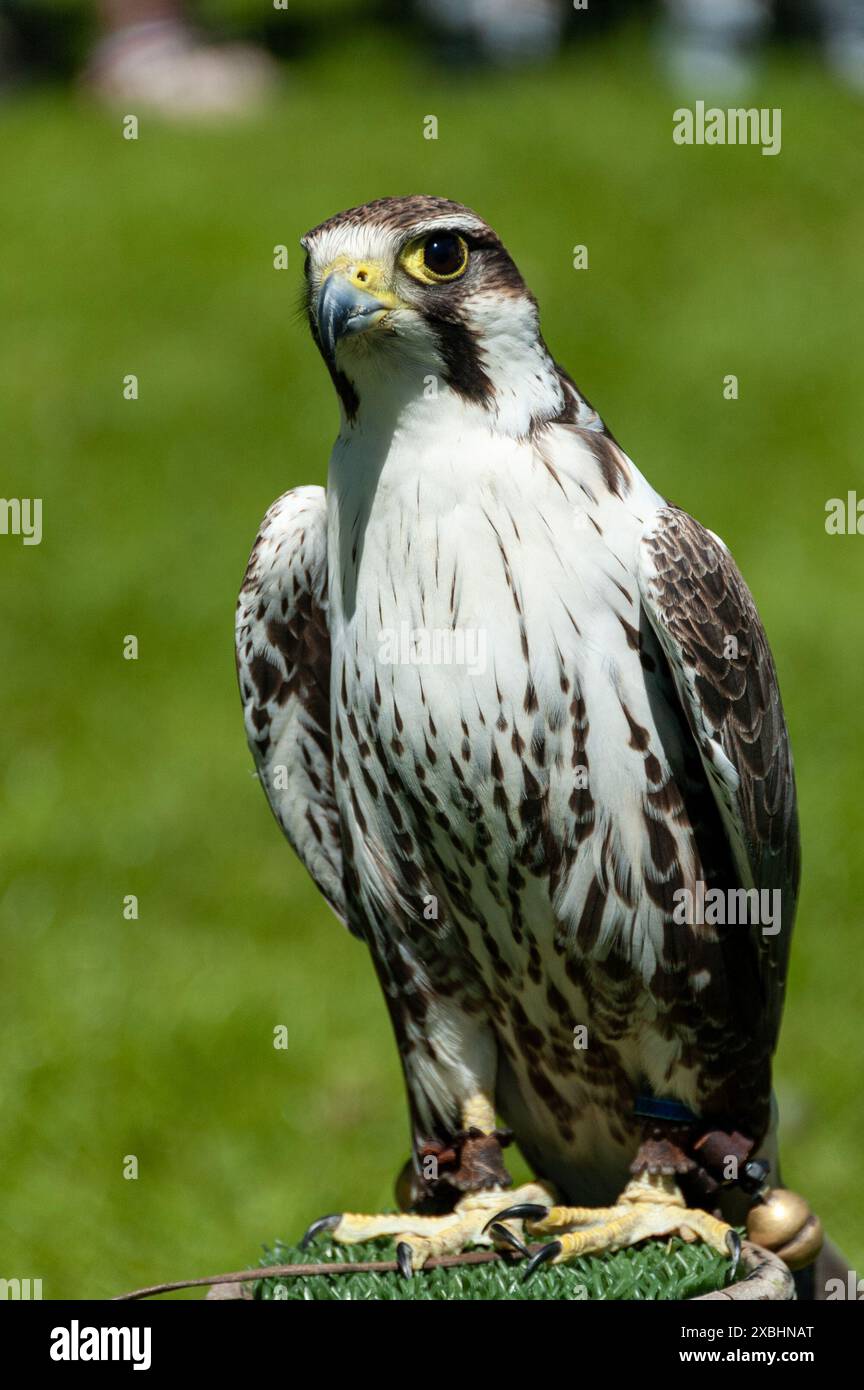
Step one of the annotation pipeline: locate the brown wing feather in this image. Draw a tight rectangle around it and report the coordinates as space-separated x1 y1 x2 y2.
235 486 348 927
639 505 800 1046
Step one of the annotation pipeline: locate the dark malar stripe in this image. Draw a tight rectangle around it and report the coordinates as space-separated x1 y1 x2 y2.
431 316 494 405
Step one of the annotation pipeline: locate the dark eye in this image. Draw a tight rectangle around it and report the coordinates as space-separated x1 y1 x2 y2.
422 233 468 279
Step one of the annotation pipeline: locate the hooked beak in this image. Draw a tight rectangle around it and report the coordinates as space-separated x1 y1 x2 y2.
316 273 392 359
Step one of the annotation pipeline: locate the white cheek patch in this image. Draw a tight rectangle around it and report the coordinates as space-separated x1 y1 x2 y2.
461 291 565 432
462 290 538 339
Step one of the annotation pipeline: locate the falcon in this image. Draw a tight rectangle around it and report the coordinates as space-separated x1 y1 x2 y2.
236 195 817 1281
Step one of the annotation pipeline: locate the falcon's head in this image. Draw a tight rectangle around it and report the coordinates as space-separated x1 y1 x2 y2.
301 195 570 436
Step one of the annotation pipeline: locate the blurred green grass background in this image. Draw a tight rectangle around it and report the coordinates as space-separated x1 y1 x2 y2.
1 18 862 1299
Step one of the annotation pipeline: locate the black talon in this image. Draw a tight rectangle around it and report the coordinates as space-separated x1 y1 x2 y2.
488 1222 530 1257
300 1213 341 1250
522 1240 562 1281
726 1229 742 1283
483 1203 549 1233
396 1241 414 1279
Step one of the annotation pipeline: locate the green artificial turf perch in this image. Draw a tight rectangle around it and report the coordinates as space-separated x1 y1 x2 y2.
254 1234 739 1301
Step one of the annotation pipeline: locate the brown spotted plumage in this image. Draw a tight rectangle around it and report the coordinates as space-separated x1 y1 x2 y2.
237 198 801 1253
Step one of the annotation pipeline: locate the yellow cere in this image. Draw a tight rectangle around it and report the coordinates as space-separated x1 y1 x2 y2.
318 256 403 309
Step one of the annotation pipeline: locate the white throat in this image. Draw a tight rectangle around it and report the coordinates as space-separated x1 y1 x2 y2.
332 291 566 445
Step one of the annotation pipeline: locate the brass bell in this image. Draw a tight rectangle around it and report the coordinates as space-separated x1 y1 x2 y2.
746 1187 824 1270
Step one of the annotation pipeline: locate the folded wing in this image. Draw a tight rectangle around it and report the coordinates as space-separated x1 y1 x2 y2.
235 486 346 925
638 505 800 1044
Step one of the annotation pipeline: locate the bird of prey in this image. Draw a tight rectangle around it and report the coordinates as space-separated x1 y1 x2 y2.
236 195 813 1279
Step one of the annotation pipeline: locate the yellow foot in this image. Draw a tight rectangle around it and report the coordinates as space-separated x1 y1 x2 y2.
300 1181 555 1275
493 1171 741 1281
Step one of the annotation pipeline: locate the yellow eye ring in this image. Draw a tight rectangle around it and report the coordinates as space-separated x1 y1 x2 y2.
400 232 469 285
